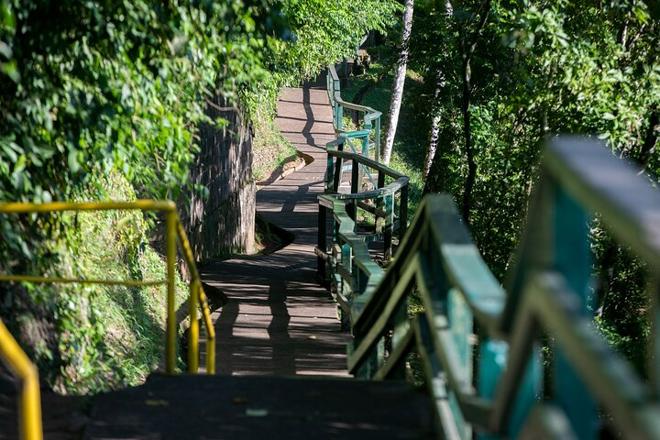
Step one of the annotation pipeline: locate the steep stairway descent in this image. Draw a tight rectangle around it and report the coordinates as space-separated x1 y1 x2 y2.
201 85 349 376
79 85 435 438
4 70 658 440
1 83 436 439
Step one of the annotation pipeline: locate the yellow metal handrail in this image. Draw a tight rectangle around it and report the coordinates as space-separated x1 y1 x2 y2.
0 200 217 439
0 320 42 440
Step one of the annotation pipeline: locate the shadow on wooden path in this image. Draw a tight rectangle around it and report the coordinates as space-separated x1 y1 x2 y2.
1 83 436 440
201 84 350 376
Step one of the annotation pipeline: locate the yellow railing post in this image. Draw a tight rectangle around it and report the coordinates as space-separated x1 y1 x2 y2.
165 210 177 374
206 336 216 374
188 279 200 373
202 294 216 374
0 320 43 440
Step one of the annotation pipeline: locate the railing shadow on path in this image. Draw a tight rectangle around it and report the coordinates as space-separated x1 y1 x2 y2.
201 79 349 378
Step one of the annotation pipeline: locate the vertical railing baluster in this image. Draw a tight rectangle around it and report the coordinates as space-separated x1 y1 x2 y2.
376 171 385 234
389 298 410 379
342 242 352 300
400 184 408 240
165 210 177 374
650 278 660 397
318 203 327 282
333 142 344 192
349 159 359 220
384 194 394 260
188 278 199 373
375 116 381 162
326 152 335 193
363 121 372 159
551 185 599 440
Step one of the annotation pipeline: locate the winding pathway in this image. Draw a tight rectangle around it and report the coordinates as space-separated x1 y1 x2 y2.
201 84 349 376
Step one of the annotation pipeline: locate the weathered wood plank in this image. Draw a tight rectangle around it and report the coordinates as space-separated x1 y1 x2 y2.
83 374 435 440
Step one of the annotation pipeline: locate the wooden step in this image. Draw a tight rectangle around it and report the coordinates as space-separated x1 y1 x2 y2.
83 373 435 439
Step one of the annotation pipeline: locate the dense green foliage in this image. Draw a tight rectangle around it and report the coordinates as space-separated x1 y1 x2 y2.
272 0 398 80
0 0 397 393
354 0 657 372
0 0 285 393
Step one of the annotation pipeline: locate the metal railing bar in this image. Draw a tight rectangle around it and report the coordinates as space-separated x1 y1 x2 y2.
0 275 166 287
0 200 176 214
0 320 43 440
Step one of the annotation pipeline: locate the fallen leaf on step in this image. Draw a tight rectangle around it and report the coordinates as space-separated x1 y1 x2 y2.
246 408 268 417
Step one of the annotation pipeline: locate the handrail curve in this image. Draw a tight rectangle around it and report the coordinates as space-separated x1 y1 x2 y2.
0 200 216 439
327 64 382 160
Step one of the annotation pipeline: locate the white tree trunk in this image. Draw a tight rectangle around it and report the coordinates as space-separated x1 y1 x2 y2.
424 112 442 178
423 1 453 178
423 70 447 177
382 0 415 165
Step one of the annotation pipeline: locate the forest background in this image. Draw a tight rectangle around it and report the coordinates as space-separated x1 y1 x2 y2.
0 0 658 393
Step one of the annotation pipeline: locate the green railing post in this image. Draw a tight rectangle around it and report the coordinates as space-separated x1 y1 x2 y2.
333 77 343 131
341 242 352 300
348 159 359 220
399 184 408 238
333 140 345 192
318 204 327 281
383 194 394 260
362 122 371 158
650 278 660 397
325 154 334 193
376 171 385 234
375 117 381 161
550 184 599 440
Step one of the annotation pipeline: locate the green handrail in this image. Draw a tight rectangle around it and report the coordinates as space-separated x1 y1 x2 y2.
321 65 660 439
327 64 382 160
317 135 410 323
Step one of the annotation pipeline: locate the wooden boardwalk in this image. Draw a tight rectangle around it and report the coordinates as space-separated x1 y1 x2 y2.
201 85 349 376
1 84 436 440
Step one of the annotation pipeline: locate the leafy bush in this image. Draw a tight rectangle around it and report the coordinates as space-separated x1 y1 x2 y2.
0 0 398 392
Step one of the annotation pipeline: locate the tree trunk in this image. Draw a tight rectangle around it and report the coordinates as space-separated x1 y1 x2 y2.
382 0 414 165
460 0 491 224
423 72 444 178
461 55 476 223
423 1 453 179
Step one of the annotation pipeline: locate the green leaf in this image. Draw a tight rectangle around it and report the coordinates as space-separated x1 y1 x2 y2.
68 149 80 173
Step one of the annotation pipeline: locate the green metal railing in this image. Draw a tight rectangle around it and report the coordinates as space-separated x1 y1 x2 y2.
316 137 409 323
327 64 382 161
0 200 216 440
320 65 660 438
319 65 409 325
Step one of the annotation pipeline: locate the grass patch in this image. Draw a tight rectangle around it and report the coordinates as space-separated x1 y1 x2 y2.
17 173 188 395
342 62 429 217
252 98 297 182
